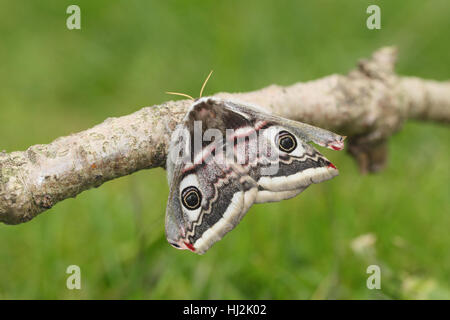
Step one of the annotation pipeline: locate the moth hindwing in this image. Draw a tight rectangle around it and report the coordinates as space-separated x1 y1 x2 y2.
165 97 345 254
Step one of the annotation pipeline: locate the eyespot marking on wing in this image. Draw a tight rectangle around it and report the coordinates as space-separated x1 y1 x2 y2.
179 174 203 222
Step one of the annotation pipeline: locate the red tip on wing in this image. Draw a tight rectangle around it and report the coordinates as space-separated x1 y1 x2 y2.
327 163 337 170
184 242 196 252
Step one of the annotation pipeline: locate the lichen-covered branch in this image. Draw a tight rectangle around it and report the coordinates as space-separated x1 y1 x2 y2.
1 47 449 225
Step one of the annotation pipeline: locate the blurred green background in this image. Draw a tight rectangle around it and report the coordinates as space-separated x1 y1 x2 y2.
0 0 449 299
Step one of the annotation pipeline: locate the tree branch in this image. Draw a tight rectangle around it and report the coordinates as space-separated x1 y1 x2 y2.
1 47 449 225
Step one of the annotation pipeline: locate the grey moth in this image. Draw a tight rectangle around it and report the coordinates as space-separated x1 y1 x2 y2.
165 97 345 254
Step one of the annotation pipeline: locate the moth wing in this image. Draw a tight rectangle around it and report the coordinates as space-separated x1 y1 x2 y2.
251 123 339 195
223 100 345 150
254 188 306 204
220 100 342 202
187 162 258 255
165 98 259 254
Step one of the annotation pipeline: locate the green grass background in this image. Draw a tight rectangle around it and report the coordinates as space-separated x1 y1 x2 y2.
0 0 449 299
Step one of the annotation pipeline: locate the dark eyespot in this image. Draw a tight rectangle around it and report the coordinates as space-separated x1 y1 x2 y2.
277 131 297 153
169 242 181 249
181 186 202 210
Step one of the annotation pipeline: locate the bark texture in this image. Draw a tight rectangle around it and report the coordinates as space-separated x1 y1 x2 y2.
0 47 449 224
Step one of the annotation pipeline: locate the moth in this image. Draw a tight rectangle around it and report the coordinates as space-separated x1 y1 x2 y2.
165 97 345 254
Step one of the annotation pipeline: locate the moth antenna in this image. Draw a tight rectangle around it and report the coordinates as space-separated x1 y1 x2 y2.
166 91 195 100
166 70 213 100
199 70 213 98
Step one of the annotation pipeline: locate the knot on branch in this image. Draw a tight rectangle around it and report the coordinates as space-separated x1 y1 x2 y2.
356 46 398 80
342 47 410 173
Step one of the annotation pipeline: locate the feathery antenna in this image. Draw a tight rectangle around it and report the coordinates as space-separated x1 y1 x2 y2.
199 70 213 98
165 91 194 100
166 70 214 100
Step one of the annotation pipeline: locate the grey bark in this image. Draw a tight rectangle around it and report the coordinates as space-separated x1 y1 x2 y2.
1 47 449 225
